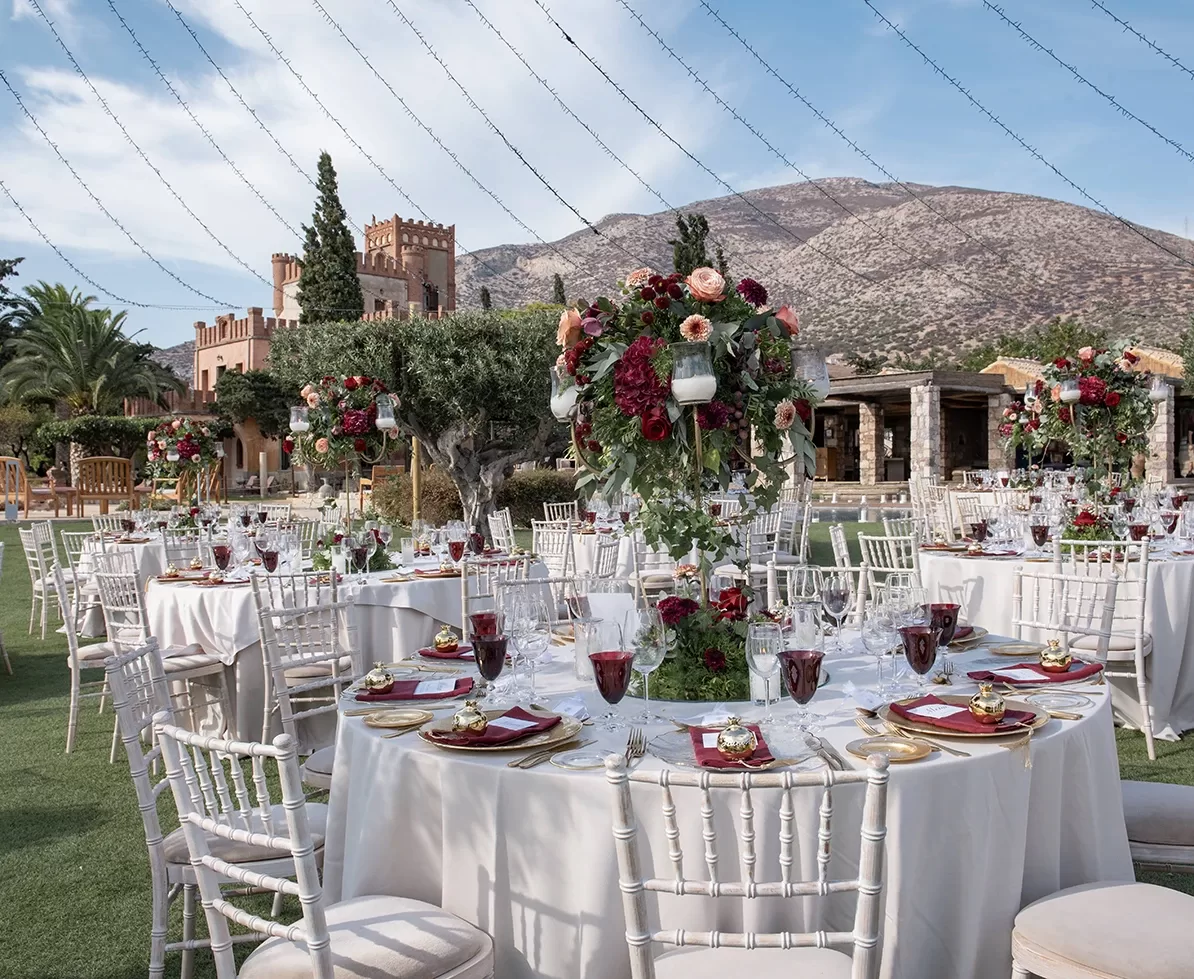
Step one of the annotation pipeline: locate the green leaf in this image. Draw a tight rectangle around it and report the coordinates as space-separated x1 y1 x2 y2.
703 446 721 472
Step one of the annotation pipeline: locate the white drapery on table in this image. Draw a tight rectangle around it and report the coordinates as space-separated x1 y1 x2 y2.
321 642 1132 979
78 537 167 636
921 551 1194 739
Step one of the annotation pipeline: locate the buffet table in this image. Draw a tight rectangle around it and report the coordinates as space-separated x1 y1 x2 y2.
321 638 1132 979
921 550 1194 739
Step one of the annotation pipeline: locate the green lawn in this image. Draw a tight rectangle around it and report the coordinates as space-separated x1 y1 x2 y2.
0 521 1189 977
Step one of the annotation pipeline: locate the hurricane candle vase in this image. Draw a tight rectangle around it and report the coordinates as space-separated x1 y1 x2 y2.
669 342 717 405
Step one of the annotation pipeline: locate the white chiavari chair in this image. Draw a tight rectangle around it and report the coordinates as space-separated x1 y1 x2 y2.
54 565 119 753
629 532 677 607
881 516 919 539
461 555 535 626
277 519 320 560
592 534 621 578
254 502 293 523
532 519 575 579
19 521 58 638
953 493 994 539
709 495 742 520
822 525 871 626
543 500 578 523
715 508 783 594
774 493 814 565
0 543 8 674
1053 539 1156 760
162 527 204 568
1120 779 1194 873
487 506 517 552
107 640 321 979
59 528 104 628
250 572 359 790
92 513 124 535
605 753 891 979
856 532 921 599
496 574 574 632
155 715 495 979
94 563 233 752
1011 567 1119 665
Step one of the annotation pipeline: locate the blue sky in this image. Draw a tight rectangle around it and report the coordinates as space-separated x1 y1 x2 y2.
1 0 1192 348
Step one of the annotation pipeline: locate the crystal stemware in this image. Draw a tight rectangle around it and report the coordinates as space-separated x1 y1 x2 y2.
631 608 666 722
589 651 633 731
860 603 898 696
820 571 852 652
899 625 940 691
471 634 508 703
778 646 823 733
746 621 783 724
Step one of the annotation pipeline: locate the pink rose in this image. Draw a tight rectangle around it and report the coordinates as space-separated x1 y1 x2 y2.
315 437 330 454
300 384 314 399
306 392 320 408
685 267 726 303
191 453 201 463
679 314 712 342
774 305 800 336
1078 346 1095 363
774 399 797 430
556 308 583 348
172 419 182 431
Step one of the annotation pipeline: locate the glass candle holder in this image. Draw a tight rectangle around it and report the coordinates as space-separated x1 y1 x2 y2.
791 344 830 400
670 341 717 405
1149 376 1169 403
289 405 311 432
1058 379 1081 404
550 365 579 421
375 397 397 430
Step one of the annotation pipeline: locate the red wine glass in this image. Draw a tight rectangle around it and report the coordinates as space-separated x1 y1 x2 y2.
211 544 231 571
778 648 823 732
262 549 279 573
969 520 988 543
472 634 508 702
239 512 252 528
589 650 633 730
1128 523 1149 542
1031 524 1049 548
899 625 940 691
921 603 960 647
448 539 466 563
469 610 503 639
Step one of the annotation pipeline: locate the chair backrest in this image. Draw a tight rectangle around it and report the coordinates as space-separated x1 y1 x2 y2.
829 523 851 568
856 533 921 597
105 640 177 903
52 565 88 669
1012 567 1119 661
1052 539 1149 636
368 464 404 484
881 516 918 539
258 503 292 523
278 519 321 559
162 527 203 567
532 520 575 579
155 716 330 979
94 564 151 652
487 507 517 552
19 521 54 582
543 500 578 523
92 513 124 534
250 573 358 748
496 574 574 627
0 456 29 496
59 529 102 577
461 555 535 624
592 536 621 578
606 753 890 979
78 456 133 494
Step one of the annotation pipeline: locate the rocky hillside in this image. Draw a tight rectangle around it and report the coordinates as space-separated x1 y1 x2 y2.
455 178 1194 357
151 340 193 383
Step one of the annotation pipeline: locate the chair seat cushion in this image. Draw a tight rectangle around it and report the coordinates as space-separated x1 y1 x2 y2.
1122 780 1194 847
1012 881 1194 979
72 641 119 663
303 744 336 778
163 802 327 867
283 655 355 684
1071 632 1153 660
238 894 494 979
160 644 222 673
653 946 853 978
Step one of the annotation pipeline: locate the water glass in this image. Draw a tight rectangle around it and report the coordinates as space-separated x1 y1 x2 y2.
746 621 782 723
820 572 852 651
860 603 898 695
631 608 666 722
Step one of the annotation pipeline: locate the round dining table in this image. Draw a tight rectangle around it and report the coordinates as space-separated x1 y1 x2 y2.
921 549 1194 739
321 636 1132 979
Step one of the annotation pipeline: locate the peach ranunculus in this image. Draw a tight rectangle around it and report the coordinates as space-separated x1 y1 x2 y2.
774 305 800 337
774 399 797 430
171 419 182 430
679 314 712 342
685 267 726 303
314 437 330 454
556 308 583 348
300 384 314 399
1050 384 1062 403
1078 346 1095 363
306 392 321 408
625 267 654 289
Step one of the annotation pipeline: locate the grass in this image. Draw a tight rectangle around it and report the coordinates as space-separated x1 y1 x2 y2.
0 521 1190 977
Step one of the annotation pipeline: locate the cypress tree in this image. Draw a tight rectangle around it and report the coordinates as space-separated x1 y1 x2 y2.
551 273 566 305
669 213 713 276
480 286 492 311
297 152 364 324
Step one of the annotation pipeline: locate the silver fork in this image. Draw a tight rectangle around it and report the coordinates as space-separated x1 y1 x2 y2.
624 726 646 766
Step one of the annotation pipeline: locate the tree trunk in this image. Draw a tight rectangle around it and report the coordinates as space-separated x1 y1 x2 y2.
69 441 85 487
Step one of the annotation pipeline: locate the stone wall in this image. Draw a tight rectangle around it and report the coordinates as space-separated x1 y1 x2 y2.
858 401 884 484
987 393 1013 471
1148 386 1175 484
910 383 941 481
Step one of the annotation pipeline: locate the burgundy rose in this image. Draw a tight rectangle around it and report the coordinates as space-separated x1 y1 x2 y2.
1059 406 1072 423
1104 390 1121 408
666 282 683 300
1116 432 1128 443
614 335 669 417
342 409 372 434
736 277 768 307
1073 510 1098 528
998 422 1015 438
641 310 654 325
282 437 294 454
641 408 672 442
1078 376 1107 406
657 596 700 625
703 647 727 672
586 440 602 453
714 587 749 622
639 286 656 301
794 398 812 426
697 400 730 430
1053 358 1070 369
653 296 670 310
333 533 344 544
648 274 664 288
1025 418 1040 432
354 438 367 452
343 376 359 391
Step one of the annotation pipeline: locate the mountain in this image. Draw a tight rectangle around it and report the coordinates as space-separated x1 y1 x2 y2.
151 340 193 384
455 178 1194 357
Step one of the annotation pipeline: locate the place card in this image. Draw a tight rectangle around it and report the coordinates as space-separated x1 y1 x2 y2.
702 732 721 748
992 668 1049 682
488 715 539 732
907 703 967 719
413 678 460 696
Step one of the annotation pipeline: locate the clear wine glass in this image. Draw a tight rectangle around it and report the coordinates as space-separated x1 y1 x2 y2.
377 524 393 550
860 602 898 696
746 621 782 724
820 571 852 652
631 607 666 722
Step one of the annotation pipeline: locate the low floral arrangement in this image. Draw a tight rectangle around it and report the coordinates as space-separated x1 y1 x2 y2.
147 417 222 470
642 590 754 701
289 374 398 470
310 528 394 573
1002 343 1157 483
1061 508 1113 542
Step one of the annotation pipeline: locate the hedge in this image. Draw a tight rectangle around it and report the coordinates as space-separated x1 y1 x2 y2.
370 467 578 529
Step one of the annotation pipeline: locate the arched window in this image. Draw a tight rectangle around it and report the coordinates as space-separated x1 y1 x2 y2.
422 236 429 245
402 233 409 243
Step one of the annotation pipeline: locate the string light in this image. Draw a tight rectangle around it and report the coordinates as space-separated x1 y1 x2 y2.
1088 1 1194 85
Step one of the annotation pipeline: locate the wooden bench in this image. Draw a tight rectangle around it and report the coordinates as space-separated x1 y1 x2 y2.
77 456 142 514
151 460 226 505
0 456 77 517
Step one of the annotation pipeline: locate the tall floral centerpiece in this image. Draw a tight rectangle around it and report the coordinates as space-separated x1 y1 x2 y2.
1002 342 1161 489
288 374 399 523
146 417 224 506
552 264 821 700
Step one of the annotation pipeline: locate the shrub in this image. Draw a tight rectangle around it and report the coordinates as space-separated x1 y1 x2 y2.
370 467 578 529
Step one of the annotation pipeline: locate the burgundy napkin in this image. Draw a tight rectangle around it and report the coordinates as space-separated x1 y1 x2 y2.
418 644 474 660
355 676 474 702
967 660 1103 685
889 695 1035 734
424 706 560 747
688 725 776 769
953 625 974 640
414 568 460 578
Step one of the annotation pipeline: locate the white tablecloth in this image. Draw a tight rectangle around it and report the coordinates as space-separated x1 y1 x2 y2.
572 531 634 577
79 537 168 636
321 640 1132 979
921 551 1194 739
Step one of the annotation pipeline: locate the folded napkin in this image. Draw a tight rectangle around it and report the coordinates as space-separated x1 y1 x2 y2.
355 676 474 702
688 724 775 769
425 706 560 747
967 660 1103 685
414 568 460 578
953 625 974 640
889 695 1034 735
418 644 474 660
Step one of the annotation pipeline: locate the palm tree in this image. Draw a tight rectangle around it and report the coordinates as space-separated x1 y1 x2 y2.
0 281 95 369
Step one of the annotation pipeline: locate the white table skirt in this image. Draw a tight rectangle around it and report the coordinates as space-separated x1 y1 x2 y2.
921 551 1194 739
572 532 635 578
79 538 168 636
321 641 1132 979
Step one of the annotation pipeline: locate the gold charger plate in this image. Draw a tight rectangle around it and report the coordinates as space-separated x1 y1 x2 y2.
363 708 434 729
879 695 1047 739
846 735 930 763
417 709 583 752
950 626 987 645
988 641 1044 657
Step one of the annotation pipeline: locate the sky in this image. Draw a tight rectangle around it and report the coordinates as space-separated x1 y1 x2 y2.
1 0 1192 349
